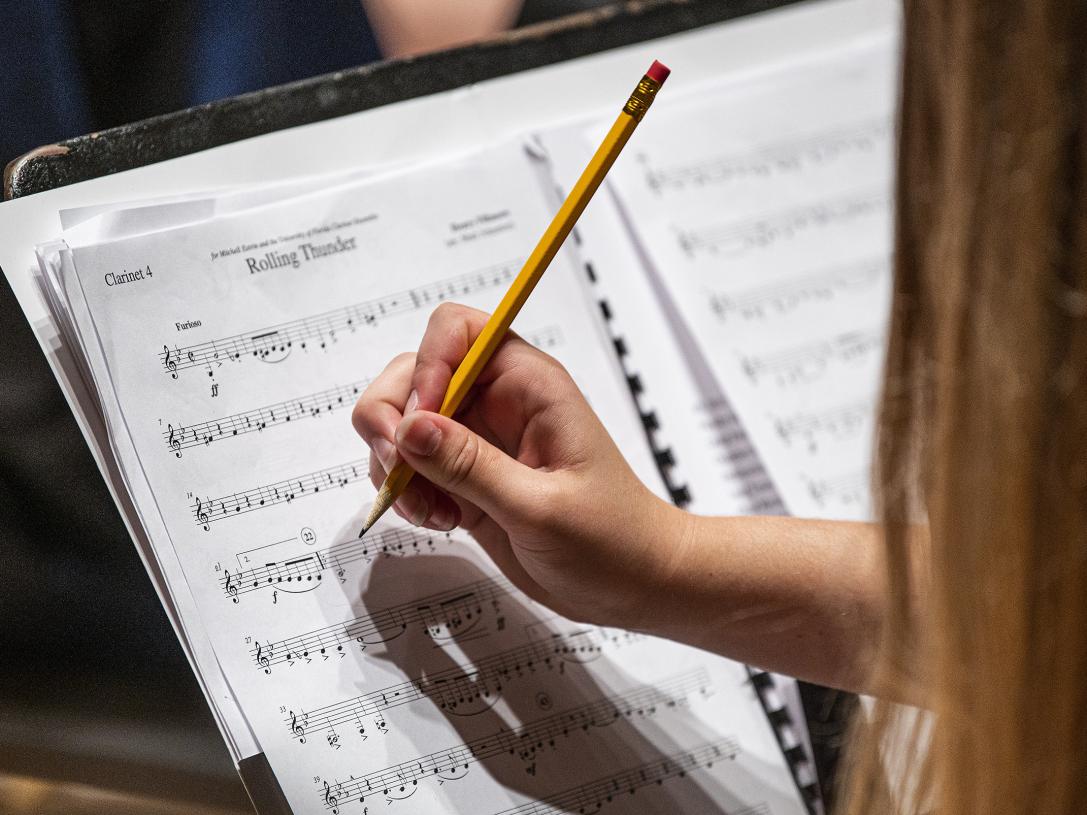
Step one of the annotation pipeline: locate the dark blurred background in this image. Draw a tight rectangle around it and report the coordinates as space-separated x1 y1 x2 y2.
0 2 606 812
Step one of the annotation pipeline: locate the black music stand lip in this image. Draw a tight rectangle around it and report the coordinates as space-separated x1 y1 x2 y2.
3 0 849 812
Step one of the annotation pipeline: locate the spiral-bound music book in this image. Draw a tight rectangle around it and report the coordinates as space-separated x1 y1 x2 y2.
2 2 896 813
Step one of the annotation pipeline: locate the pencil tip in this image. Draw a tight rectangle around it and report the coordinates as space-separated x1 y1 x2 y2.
359 485 395 539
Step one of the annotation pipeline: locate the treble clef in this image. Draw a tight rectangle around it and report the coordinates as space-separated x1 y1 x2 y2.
195 497 209 530
163 345 178 379
224 570 238 603
167 423 182 458
290 710 306 743
255 641 270 673
323 780 339 813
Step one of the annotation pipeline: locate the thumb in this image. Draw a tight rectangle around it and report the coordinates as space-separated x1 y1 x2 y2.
395 411 537 519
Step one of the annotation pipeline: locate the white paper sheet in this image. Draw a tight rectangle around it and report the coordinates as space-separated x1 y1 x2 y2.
605 35 897 521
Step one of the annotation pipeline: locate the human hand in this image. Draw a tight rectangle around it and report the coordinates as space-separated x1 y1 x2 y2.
351 303 684 629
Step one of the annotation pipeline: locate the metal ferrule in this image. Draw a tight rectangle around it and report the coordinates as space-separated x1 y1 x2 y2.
623 75 662 122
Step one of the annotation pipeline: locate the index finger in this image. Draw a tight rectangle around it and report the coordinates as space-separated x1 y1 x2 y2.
409 302 492 413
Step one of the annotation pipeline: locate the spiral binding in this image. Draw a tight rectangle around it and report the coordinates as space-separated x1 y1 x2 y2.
749 669 822 812
583 254 691 508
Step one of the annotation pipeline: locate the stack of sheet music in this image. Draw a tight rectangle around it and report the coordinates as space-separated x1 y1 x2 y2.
29 28 894 815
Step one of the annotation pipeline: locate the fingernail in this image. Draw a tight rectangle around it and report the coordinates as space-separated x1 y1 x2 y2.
405 389 419 413
371 437 397 471
394 490 428 526
397 413 442 457
428 503 458 532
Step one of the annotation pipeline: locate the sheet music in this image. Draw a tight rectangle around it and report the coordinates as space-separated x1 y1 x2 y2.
606 35 896 521
54 142 806 814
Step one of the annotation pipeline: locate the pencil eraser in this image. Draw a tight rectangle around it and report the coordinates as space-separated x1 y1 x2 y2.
646 60 671 84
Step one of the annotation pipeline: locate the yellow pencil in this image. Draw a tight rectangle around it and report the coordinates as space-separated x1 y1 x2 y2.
360 59 671 537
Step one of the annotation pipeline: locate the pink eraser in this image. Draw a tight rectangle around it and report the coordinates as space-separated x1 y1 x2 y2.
646 60 671 84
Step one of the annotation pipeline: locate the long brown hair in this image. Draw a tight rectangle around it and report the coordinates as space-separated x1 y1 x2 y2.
842 1 1087 813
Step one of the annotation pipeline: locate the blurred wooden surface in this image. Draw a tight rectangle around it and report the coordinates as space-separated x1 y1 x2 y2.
0 695 248 815
0 772 251 815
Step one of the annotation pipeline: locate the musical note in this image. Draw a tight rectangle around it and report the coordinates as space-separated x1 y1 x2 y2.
314 672 709 804
287 628 643 740
221 527 454 604
677 187 889 259
642 117 889 195
159 260 521 378
250 576 514 671
249 331 286 363
193 459 368 528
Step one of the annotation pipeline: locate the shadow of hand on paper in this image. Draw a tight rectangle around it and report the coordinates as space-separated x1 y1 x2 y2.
347 545 741 814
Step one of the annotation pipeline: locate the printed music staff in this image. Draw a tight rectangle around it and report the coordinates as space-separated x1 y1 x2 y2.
708 255 888 325
285 628 644 741
317 737 746 814
677 188 889 259
482 739 741 815
641 117 888 195
161 325 563 458
165 379 370 456
804 470 867 509
219 527 456 603
192 459 368 528
773 400 869 453
314 673 709 803
248 575 515 671
740 328 883 387
159 260 520 379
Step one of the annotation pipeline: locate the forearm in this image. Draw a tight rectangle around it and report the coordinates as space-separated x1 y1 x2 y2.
641 509 895 692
